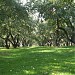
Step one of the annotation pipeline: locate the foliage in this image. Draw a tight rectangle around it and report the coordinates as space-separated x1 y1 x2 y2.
0 0 75 48
30 0 75 45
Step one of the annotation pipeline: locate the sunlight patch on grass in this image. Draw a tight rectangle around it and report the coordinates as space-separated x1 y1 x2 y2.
0 56 14 58
56 48 70 50
0 48 10 51
32 50 55 53
23 70 36 75
55 50 62 53
26 46 38 49
52 65 61 69
43 66 49 70
64 62 75 65
51 71 73 75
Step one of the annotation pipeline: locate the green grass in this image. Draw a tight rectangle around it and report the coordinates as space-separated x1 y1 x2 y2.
0 46 75 75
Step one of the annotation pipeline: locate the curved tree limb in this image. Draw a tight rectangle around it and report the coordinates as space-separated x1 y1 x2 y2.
58 27 75 44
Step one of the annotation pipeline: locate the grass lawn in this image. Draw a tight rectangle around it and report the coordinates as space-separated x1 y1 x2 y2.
0 46 75 75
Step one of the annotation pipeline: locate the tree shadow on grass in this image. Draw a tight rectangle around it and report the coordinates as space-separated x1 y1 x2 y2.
0 47 75 75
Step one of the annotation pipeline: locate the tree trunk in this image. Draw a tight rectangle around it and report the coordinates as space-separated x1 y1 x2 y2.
5 39 9 49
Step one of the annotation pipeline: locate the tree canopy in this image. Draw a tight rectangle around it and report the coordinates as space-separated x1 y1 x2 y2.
0 0 75 48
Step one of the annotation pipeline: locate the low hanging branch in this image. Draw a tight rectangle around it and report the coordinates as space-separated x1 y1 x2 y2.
58 27 75 44
65 19 74 31
57 18 75 44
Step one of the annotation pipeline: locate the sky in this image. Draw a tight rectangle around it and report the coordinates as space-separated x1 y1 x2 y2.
20 0 75 21
20 0 39 20
20 0 27 4
21 0 75 4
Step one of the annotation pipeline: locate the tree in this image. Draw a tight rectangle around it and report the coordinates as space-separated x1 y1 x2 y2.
0 0 29 48
31 0 75 46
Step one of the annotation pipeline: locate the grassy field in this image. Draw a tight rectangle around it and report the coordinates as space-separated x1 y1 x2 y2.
0 46 75 75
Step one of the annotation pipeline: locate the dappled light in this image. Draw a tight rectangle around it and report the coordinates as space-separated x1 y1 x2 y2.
51 71 73 75
0 48 11 51
0 46 75 75
0 0 75 75
23 70 36 75
32 49 55 53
